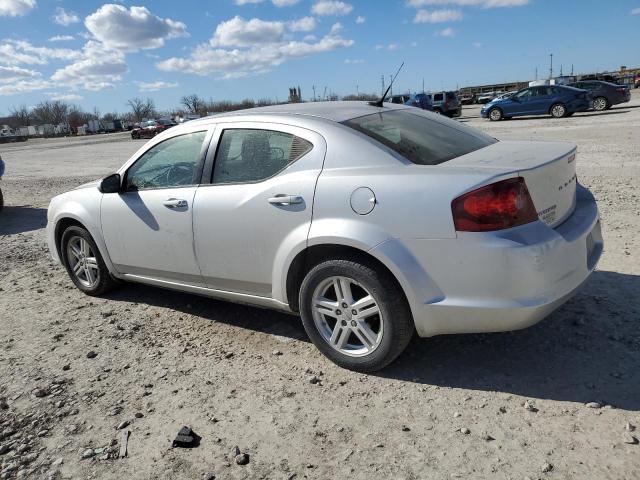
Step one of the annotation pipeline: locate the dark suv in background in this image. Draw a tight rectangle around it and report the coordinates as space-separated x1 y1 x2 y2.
567 80 630 111
427 91 461 117
389 93 433 111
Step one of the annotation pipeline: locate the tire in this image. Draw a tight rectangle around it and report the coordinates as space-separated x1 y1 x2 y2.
60 225 117 296
299 258 414 372
131 132 138 139
550 103 567 118
433 109 442 115
592 96 608 112
488 107 503 121
0 187 3 212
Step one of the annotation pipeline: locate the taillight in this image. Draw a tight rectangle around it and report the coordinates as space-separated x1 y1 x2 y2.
451 177 538 232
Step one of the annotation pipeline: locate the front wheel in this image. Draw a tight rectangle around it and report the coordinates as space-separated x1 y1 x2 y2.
299 259 414 372
592 96 608 111
60 225 117 296
488 107 503 121
550 103 567 118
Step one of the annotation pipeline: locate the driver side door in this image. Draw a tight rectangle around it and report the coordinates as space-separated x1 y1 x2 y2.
101 128 213 284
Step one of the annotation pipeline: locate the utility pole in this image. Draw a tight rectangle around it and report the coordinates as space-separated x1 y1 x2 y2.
422 78 425 93
312 85 316 102
535 66 538 80
560 64 563 76
389 75 393 96
356 84 359 97
381 75 385 96
549 53 553 79
571 64 574 76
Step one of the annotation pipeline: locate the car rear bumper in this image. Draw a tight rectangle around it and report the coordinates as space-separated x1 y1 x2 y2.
400 184 602 337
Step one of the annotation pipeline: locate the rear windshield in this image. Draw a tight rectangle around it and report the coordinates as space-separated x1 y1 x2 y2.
343 110 496 166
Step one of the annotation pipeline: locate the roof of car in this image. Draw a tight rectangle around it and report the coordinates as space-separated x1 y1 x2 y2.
199 101 408 123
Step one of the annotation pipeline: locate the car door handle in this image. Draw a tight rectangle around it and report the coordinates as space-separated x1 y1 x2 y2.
163 198 188 208
268 195 303 205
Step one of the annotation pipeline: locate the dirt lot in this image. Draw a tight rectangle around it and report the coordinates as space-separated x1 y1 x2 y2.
1 95 639 480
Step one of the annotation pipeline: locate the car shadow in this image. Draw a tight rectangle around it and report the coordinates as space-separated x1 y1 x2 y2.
0 205 48 235
103 282 309 342
376 270 640 411
103 270 640 410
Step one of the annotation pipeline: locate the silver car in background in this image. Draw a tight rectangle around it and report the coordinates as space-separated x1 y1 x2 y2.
46 102 602 371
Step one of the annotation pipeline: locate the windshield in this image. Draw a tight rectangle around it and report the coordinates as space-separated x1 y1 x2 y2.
343 110 496 166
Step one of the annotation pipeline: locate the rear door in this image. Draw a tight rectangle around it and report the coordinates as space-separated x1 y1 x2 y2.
192 122 326 297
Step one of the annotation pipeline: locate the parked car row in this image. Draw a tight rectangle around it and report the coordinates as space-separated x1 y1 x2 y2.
131 119 178 139
480 81 631 121
389 91 462 117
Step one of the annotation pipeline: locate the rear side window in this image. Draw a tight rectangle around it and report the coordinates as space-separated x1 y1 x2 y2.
433 93 444 101
212 129 312 184
446 91 456 100
343 110 496 166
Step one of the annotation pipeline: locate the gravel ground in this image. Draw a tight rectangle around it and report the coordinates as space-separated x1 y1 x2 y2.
1 94 639 480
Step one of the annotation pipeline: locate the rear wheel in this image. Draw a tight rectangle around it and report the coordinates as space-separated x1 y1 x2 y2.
488 107 503 121
550 103 567 118
60 225 117 296
593 96 608 111
299 259 414 372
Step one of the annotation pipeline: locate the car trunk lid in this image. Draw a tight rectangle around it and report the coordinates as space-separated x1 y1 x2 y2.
446 140 577 228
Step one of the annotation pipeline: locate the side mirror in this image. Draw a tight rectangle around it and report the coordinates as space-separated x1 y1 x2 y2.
99 173 121 193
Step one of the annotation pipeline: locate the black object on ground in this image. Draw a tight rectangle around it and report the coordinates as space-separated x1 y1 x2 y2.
172 426 201 448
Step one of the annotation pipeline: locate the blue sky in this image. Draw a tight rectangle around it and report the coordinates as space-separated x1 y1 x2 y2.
0 0 639 115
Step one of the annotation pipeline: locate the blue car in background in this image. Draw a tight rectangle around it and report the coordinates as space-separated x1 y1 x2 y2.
481 85 591 121
390 93 433 111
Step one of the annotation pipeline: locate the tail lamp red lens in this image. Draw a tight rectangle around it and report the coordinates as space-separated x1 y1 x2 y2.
451 177 538 232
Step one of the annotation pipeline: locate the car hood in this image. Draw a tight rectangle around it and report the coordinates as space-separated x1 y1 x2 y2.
484 98 509 108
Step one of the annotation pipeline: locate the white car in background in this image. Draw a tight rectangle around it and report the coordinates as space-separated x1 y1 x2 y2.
46 102 603 371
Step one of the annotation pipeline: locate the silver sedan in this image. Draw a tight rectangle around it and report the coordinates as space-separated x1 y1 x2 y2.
46 102 602 371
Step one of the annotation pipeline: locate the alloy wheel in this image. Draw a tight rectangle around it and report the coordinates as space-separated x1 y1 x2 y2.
311 276 383 357
66 236 100 288
593 97 607 111
551 104 566 118
489 108 502 121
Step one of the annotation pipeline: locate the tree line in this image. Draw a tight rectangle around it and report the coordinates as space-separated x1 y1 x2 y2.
1 92 379 129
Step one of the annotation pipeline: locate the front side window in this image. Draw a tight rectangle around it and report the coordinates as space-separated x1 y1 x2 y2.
125 131 207 190
212 129 312 184
515 88 533 99
343 110 496 166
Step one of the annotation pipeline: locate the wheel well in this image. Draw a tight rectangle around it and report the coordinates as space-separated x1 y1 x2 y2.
54 217 85 258
285 244 406 313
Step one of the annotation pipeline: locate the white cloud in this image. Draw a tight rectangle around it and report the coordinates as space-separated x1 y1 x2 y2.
0 39 80 65
330 22 343 34
157 33 353 79
387 43 399 51
413 9 462 23
407 0 528 7
49 35 75 42
53 7 79 26
472 41 483 47
0 0 35 17
136 80 179 92
211 16 284 47
51 41 127 91
234 0 263 3
435 27 455 36
0 65 41 81
355 15 365 23
50 93 83 101
85 4 188 52
0 79 52 95
344 58 363 64
311 1 353 16
631 7 640 15
288 16 316 32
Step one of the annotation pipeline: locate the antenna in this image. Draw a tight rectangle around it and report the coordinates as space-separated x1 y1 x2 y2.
370 62 404 108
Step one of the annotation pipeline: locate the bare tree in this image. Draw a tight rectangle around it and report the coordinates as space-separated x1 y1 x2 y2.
180 94 206 115
32 101 70 124
126 97 156 122
9 104 31 126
